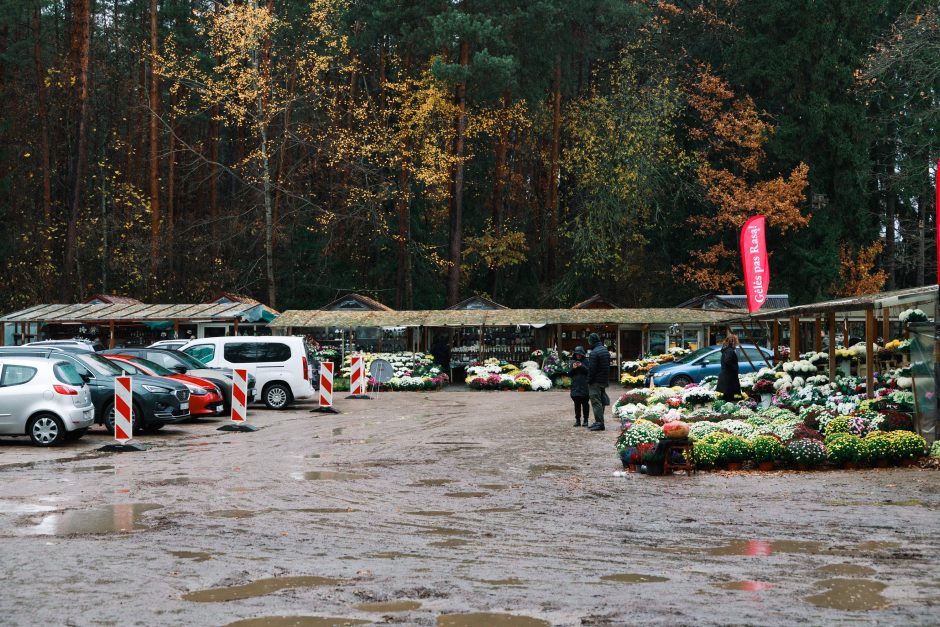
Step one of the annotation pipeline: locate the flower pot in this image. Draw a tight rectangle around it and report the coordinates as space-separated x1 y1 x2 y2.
628 463 637 473
843 461 857 470
757 461 774 471
725 462 743 471
899 458 916 467
760 394 771 408
875 458 890 468
796 463 810 472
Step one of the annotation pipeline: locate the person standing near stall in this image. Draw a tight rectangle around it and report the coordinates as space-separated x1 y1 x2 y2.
586 333 610 431
716 333 742 401
569 346 590 427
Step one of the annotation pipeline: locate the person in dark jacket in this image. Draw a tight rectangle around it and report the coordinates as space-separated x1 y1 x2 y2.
430 335 451 372
569 346 590 427
586 333 611 431
716 333 742 401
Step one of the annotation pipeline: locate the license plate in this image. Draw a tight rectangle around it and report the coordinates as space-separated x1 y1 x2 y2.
180 402 189 411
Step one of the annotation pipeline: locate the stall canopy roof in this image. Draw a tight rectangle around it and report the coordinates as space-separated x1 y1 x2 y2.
733 285 938 321
0 302 273 324
271 308 737 329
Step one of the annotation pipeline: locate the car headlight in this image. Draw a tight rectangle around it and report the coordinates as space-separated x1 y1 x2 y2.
142 384 171 393
187 384 209 395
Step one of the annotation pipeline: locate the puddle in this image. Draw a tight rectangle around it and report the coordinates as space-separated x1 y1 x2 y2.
429 539 469 548
527 464 574 477
805 578 889 611
479 484 508 490
370 551 424 559
297 508 358 514
412 479 456 487
224 618 368 627
207 509 258 519
853 541 901 552
825 499 922 507
706 540 823 556
0 501 56 514
332 428 344 436
444 492 488 498
29 503 162 535
303 471 368 481
408 511 455 517
816 564 877 577
478 578 525 586
601 573 669 584
421 527 473 537
148 477 193 487
170 550 214 562
183 576 341 602
72 465 114 473
477 506 521 513
427 441 480 445
354 601 422 612
716 581 773 591
437 613 550 627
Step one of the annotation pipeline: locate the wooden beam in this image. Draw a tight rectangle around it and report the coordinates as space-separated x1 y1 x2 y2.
866 309 875 398
882 306 890 342
109 321 116 348
233 318 239 335
814 317 822 352
789 316 800 361
828 313 836 379
173 320 180 339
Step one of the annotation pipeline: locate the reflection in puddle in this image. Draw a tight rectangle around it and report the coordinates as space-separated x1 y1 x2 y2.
478 578 525 586
716 581 773 591
72 465 115 473
183 576 341 602
479 484 508 490
0 501 56 514
170 550 214 562
444 492 488 498
527 464 574 477
707 540 823 556
477 507 521 513
421 527 473 537
224 617 368 627
429 539 469 548
601 574 669 584
302 471 368 481
408 511 455 517
412 479 456 487
354 601 422 612
29 503 162 535
805 578 889 611
816 564 877 577
206 509 258 519
437 613 550 627
297 508 358 514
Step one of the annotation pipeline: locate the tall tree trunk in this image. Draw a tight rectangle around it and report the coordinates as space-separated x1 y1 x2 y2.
396 138 412 310
62 0 92 301
917 193 926 285
148 0 161 282
32 9 52 238
489 89 511 298
255 0 276 307
166 90 177 282
547 56 562 283
885 182 896 290
272 59 296 237
446 39 470 307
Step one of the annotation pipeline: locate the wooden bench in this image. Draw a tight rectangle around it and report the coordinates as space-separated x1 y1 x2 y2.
662 439 696 476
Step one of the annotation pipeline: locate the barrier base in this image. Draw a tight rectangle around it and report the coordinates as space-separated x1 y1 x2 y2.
98 442 150 453
217 423 259 432
344 394 371 400
312 406 340 414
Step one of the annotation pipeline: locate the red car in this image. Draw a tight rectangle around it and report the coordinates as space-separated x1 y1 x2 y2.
105 355 226 417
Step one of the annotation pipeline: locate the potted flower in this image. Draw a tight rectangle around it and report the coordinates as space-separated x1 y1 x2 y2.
750 435 784 471
886 430 927 466
863 432 892 467
826 434 864 469
752 378 775 406
716 435 751 471
640 448 665 476
899 308 929 324
786 439 828 470
692 440 720 468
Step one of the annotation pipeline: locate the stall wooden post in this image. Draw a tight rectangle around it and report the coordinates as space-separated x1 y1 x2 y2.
789 316 800 361
0 322 5 346
843 316 850 347
865 309 875 398
881 306 890 341
109 321 116 348
616 325 622 373
233 318 239 336
814 317 822 352
828 313 837 379
772 320 780 364
173 320 180 339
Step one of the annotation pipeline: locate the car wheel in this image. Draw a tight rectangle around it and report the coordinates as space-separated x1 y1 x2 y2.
65 427 88 441
263 383 292 410
28 414 66 447
104 402 143 435
670 375 693 388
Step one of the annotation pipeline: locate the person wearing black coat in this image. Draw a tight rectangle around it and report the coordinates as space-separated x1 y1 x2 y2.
569 346 590 427
586 333 611 431
716 334 742 401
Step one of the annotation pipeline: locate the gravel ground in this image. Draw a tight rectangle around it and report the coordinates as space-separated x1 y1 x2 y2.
0 390 937 626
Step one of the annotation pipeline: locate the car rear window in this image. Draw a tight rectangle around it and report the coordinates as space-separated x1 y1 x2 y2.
0 364 38 387
53 362 85 385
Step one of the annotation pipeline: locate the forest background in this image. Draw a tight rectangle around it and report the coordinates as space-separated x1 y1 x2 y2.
0 0 936 311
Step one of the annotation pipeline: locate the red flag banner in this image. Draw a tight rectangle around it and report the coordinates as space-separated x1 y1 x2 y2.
740 215 769 314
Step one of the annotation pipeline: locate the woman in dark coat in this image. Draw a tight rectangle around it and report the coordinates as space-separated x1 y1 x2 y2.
716 333 742 401
569 346 590 427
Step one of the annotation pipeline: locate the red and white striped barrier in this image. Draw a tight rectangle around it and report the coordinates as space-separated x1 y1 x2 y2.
114 376 133 443
231 368 248 423
350 353 367 396
319 362 334 407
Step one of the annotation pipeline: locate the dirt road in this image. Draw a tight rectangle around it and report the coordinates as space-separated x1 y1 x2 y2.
0 391 937 626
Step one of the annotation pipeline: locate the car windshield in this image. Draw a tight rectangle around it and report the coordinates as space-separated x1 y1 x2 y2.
76 353 123 376
129 356 174 376
673 347 715 364
169 350 209 369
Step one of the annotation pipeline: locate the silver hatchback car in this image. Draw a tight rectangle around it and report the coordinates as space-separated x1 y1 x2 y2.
0 356 95 446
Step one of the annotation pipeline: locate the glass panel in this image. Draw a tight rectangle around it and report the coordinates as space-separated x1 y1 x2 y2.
183 345 215 365
257 343 291 362
53 362 85 385
0 365 37 386
223 343 256 363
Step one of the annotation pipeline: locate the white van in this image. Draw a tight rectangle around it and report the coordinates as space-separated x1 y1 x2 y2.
179 337 313 410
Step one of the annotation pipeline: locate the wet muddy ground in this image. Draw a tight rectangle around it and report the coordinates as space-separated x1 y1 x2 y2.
0 390 937 626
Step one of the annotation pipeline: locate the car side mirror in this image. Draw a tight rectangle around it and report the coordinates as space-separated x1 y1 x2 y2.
80 373 91 382
172 365 187 374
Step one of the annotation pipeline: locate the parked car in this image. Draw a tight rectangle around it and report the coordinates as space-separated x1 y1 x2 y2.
179 336 314 409
0 356 96 446
643 344 774 388
105 355 225 417
0 347 191 433
100 347 255 412
23 339 103 352
148 340 188 351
